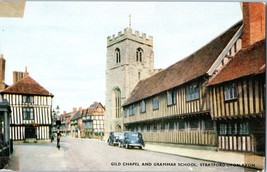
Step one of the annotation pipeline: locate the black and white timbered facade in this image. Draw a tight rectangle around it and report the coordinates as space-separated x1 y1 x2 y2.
208 39 266 154
122 2 265 155
1 75 54 141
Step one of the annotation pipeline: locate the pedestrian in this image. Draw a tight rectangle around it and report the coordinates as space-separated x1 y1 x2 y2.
51 134 54 143
57 131 61 150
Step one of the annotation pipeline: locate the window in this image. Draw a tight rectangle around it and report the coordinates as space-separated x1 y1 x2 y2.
23 107 34 120
189 119 198 129
240 122 249 135
129 105 135 116
152 97 159 110
113 88 121 118
219 123 227 135
140 100 146 113
178 120 185 130
186 83 199 101
160 123 165 131
224 83 237 101
141 125 144 132
228 123 237 135
22 95 34 103
167 90 177 106
136 48 143 62
153 124 157 132
204 119 214 130
115 48 121 63
169 121 175 130
146 124 150 132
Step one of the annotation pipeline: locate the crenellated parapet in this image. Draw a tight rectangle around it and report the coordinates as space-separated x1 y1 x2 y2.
107 27 153 47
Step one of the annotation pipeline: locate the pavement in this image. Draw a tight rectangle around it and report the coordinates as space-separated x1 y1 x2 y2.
3 138 265 171
144 142 265 170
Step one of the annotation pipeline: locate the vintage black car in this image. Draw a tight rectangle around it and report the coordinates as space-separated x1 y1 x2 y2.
118 131 145 149
107 132 124 146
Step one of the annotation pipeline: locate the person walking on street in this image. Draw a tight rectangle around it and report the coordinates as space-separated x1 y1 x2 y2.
51 134 54 143
57 131 61 150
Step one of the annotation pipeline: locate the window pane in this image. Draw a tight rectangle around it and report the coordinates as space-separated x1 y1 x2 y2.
167 91 172 105
219 123 227 134
178 120 185 129
186 84 199 101
204 120 213 130
169 121 174 130
173 90 177 104
153 97 159 110
189 119 198 129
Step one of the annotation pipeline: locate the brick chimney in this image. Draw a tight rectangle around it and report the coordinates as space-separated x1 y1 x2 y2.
13 67 29 84
13 71 25 84
242 2 266 48
0 55 6 90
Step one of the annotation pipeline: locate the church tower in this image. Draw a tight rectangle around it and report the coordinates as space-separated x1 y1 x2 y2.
105 26 154 137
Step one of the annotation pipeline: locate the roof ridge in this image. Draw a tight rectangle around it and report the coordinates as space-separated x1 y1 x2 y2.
1 75 54 96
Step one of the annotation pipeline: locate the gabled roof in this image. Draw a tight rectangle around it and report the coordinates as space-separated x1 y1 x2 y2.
87 102 105 115
207 39 266 86
71 111 82 121
1 75 54 96
123 21 242 106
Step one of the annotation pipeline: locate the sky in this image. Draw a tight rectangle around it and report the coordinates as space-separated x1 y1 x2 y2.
0 1 242 114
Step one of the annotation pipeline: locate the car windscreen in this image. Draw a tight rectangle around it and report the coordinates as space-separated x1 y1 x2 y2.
114 133 123 137
129 133 142 139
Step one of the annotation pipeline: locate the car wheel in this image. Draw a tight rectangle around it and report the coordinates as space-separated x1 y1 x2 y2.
139 146 142 150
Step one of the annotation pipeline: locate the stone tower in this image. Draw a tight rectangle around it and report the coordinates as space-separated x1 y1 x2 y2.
105 27 154 138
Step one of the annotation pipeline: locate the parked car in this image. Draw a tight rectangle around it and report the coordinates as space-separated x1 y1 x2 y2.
107 132 124 146
118 131 145 149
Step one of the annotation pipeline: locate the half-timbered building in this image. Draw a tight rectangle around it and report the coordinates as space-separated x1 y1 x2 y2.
208 39 265 154
123 21 243 147
207 2 266 154
81 102 105 137
59 102 105 138
0 72 54 141
122 2 265 154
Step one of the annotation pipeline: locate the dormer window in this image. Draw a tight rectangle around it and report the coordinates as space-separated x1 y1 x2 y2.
136 48 143 62
115 48 121 63
224 82 237 101
186 83 199 101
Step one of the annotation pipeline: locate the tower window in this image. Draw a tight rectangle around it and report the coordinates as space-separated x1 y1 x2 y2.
113 88 121 118
115 48 121 63
136 48 143 62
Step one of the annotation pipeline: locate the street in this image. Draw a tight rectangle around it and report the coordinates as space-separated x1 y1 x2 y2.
6 137 256 171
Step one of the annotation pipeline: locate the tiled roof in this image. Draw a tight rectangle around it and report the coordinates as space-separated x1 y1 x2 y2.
71 111 81 120
208 39 266 86
88 102 105 115
1 75 54 96
123 21 242 106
